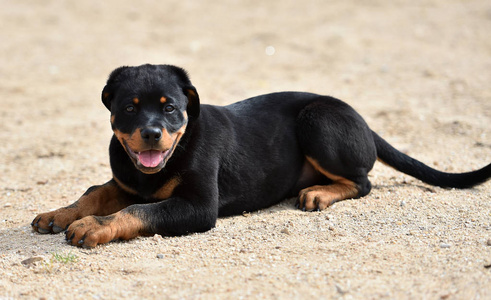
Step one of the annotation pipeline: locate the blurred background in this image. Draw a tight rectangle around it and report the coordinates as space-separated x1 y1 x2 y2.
3 0 490 104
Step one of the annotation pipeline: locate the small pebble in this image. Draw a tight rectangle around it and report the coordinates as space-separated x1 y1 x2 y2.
335 284 348 295
21 256 44 265
486 239 491 246
440 243 451 249
152 234 163 242
156 254 164 259
280 228 290 235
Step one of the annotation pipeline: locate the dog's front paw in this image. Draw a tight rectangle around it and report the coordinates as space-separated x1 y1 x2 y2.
31 208 79 234
65 215 116 248
64 212 143 248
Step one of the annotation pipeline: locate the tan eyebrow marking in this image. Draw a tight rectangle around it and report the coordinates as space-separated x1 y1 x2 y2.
160 97 167 104
133 98 139 104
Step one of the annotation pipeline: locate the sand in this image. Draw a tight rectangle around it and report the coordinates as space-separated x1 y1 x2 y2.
1 0 490 299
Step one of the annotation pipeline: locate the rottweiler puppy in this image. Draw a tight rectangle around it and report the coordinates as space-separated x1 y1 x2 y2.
31 64 491 248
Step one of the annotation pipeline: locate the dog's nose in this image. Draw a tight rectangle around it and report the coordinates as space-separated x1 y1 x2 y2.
141 127 162 142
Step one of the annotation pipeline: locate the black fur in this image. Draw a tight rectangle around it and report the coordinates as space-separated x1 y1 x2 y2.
104 64 490 236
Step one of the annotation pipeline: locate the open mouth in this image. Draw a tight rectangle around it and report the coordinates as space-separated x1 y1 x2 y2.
137 149 170 168
124 142 172 173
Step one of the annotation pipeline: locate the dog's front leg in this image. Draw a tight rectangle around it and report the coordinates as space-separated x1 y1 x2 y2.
31 179 131 234
65 192 219 248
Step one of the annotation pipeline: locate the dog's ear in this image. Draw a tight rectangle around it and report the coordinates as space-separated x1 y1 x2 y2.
183 86 200 120
101 85 113 111
101 66 129 110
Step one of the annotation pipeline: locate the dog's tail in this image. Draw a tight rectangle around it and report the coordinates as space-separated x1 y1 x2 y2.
372 131 491 188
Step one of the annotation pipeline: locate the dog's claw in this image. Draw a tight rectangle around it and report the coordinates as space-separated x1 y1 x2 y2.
66 232 75 243
32 217 41 228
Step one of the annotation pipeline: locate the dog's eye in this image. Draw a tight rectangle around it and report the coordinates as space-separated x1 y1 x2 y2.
125 105 136 113
164 105 175 113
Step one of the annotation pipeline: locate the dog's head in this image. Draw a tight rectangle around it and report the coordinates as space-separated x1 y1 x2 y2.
101 64 200 174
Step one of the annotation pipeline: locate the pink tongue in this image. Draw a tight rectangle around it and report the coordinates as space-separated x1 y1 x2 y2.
138 150 163 168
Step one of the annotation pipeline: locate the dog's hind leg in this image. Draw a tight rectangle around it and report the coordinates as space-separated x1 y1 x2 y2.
297 157 363 210
295 98 377 210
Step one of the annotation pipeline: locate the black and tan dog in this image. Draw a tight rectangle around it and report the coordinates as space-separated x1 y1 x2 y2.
31 64 491 248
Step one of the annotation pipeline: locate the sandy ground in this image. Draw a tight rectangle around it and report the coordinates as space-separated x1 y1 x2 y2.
1 0 490 299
